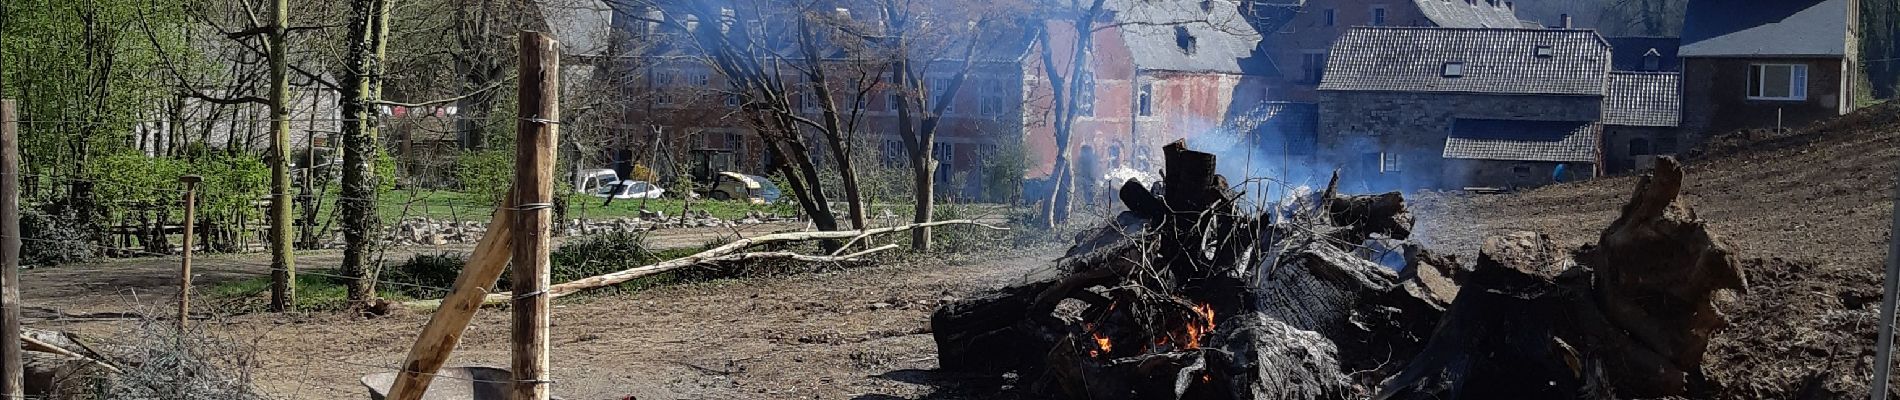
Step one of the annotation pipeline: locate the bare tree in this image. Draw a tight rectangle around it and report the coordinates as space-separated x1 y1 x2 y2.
879 0 1031 250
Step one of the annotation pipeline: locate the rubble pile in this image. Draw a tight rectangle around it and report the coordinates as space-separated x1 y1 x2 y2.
932 142 1745 399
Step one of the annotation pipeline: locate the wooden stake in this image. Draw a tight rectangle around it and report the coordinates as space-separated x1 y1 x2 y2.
1 99 24 400
267 0 296 312
385 207 514 400
511 31 559 400
1871 168 1900 399
178 175 202 332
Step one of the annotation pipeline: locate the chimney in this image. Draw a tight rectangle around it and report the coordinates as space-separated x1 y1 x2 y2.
1560 13 1572 29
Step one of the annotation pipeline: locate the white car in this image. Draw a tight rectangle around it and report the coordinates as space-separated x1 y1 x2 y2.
593 180 666 199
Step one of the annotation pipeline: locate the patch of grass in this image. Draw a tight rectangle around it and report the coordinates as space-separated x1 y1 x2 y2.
204 271 413 312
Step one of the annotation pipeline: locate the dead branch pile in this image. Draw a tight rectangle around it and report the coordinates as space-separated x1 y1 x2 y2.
932 143 1744 400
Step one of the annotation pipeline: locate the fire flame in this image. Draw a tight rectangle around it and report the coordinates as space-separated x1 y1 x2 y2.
1183 303 1216 349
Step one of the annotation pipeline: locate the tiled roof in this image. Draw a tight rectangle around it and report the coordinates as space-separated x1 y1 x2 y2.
1605 37 1681 71
1411 0 1525 28
1442 119 1599 163
1603 72 1681 127
1319 27 1611 96
1680 0 1850 57
1112 0 1272 74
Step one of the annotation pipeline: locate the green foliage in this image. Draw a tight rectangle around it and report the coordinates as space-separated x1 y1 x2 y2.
206 272 405 312
2 0 195 177
380 252 470 298
182 153 271 225
979 141 1030 203
452 149 515 199
20 206 93 267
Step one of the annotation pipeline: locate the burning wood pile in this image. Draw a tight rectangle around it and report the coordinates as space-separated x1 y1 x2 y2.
933 141 1744 399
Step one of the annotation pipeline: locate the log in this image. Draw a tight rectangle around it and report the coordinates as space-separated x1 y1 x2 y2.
1374 232 1609 400
385 208 514 400
474 220 994 303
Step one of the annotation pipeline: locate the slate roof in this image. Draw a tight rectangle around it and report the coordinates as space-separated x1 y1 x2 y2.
1442 119 1599 162
1111 0 1272 75
1411 0 1525 28
1679 0 1851 57
1605 37 1681 71
1319 27 1611 96
1603 72 1681 127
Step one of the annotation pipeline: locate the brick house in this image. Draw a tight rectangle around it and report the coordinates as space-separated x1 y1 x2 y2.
1316 27 1613 190
1679 0 1860 139
1032 0 1275 199
597 0 1276 202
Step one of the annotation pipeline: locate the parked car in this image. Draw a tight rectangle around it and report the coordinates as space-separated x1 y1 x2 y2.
574 168 620 194
593 180 666 199
700 172 781 204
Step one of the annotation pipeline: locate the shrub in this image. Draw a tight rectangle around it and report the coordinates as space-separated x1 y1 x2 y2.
381 252 470 298
20 206 92 267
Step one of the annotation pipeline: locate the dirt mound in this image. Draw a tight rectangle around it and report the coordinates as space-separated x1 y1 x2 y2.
1414 101 1900 399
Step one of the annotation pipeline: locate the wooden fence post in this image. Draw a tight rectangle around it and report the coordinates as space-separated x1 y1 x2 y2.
1871 168 1900 399
178 175 202 332
511 31 559 400
1 99 25 399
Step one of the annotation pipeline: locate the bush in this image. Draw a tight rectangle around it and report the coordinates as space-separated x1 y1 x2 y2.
21 206 92 267
381 252 470 298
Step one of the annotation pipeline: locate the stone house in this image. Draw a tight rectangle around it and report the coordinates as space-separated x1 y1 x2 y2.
1258 0 1530 104
1316 27 1612 190
1679 0 1861 139
1601 71 1682 173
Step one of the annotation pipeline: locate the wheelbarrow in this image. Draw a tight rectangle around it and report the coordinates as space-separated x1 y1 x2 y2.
361 366 561 400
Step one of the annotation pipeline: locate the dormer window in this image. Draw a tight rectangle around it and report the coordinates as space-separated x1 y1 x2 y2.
1442 62 1465 77
1534 45 1553 58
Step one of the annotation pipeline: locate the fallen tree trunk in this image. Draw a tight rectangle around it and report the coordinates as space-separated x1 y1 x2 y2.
473 220 1005 304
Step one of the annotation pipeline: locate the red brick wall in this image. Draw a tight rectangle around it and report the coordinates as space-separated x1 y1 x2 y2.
1022 19 1137 179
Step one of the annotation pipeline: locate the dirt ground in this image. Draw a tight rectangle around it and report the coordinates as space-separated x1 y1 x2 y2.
18 102 1900 399
1413 101 1900 399
21 223 1062 400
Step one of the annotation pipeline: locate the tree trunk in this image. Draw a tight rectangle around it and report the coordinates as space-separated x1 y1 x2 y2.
267 0 296 312
339 0 390 304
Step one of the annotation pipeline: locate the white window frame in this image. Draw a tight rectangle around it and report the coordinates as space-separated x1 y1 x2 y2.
980 81 1008 118
1748 63 1809 101
1370 6 1388 26
1323 9 1336 27
1137 82 1154 117
930 77 956 114
1441 62 1465 77
685 68 710 86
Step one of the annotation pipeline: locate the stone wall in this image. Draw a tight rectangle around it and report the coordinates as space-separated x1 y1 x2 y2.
1681 57 1852 141
1316 91 1601 190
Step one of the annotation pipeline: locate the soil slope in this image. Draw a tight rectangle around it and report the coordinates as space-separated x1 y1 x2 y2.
1413 101 1900 399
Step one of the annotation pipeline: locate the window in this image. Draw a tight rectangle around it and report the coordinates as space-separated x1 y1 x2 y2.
929 77 955 114
801 90 822 112
1301 51 1329 83
1533 45 1553 58
1748 64 1808 100
1380 152 1401 173
1628 138 1652 156
1371 7 1387 26
1441 62 1465 77
685 68 710 86
1642 49 1661 71
725 93 741 107
1323 9 1336 26
980 81 1009 118
885 90 901 112
881 139 906 166
931 142 955 182
1138 83 1154 117
1511 165 1532 178
1075 71 1096 117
